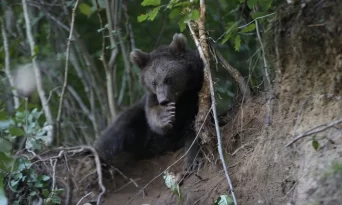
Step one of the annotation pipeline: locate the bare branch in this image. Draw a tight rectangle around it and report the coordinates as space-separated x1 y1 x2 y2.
1 18 20 109
56 0 80 140
213 47 251 99
22 0 54 144
118 32 134 105
255 19 270 87
285 118 342 147
255 12 272 126
76 192 93 205
122 1 136 50
102 0 121 119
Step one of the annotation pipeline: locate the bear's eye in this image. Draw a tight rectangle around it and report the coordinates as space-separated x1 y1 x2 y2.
152 81 156 86
165 77 172 84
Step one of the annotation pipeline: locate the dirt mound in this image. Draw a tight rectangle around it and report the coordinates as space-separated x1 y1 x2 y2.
6 1 342 204
98 1 342 204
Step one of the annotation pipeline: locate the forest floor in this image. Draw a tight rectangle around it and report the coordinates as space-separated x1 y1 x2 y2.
5 1 342 205
94 1 342 204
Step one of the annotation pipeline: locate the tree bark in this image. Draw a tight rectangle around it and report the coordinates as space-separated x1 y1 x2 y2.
22 0 54 145
1 19 20 109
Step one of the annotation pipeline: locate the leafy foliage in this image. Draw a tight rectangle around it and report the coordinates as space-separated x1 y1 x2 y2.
311 135 320 150
3 157 63 205
1 108 49 152
220 0 275 51
79 3 94 18
0 106 60 204
163 171 182 202
0 0 281 202
138 0 200 31
214 194 234 205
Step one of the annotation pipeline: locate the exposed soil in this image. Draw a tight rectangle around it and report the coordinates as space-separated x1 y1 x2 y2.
6 1 342 205
94 1 342 204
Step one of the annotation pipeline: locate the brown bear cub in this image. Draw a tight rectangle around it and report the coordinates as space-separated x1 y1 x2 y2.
94 33 204 172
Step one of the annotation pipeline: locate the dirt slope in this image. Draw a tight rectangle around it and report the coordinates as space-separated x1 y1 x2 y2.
15 1 340 205
84 1 342 205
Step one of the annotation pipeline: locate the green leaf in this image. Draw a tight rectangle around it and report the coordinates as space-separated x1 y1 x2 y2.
312 140 319 150
239 0 245 3
138 6 161 22
221 32 232 44
241 23 256 33
258 0 272 11
41 175 50 181
34 181 43 188
234 35 241 51
0 138 12 153
163 171 182 202
169 7 182 20
178 22 186 32
15 111 25 119
247 0 258 9
251 11 269 23
17 158 31 171
50 193 62 204
214 195 234 205
188 10 200 21
0 179 8 205
53 188 64 194
9 127 26 136
0 152 14 171
148 7 160 21
10 180 19 189
0 120 13 130
138 14 149 22
42 189 49 198
168 1 191 9
0 112 7 120
221 22 238 44
312 135 319 150
141 0 161 6
79 3 93 18
29 191 37 196
33 45 39 54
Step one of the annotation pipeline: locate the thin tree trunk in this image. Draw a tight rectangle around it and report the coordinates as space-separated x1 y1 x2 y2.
188 1 238 203
22 0 54 145
56 0 80 140
1 19 20 109
104 0 119 119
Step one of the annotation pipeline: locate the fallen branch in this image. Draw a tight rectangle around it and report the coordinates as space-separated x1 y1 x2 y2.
27 146 106 205
110 166 146 196
63 146 106 205
285 118 342 147
76 192 93 205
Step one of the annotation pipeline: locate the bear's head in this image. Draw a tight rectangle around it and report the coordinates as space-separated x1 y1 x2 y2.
130 33 204 105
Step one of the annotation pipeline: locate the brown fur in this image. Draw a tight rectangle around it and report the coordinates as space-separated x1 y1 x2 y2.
94 33 204 171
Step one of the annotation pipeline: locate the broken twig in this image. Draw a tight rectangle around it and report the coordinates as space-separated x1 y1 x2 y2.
285 118 342 147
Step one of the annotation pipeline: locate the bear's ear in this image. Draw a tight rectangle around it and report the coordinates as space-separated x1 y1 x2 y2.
169 33 187 54
130 49 150 69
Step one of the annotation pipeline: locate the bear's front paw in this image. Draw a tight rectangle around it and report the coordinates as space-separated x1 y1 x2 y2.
159 102 176 130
